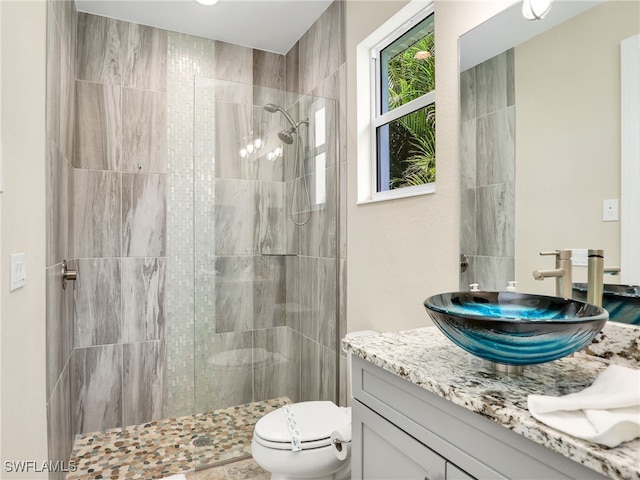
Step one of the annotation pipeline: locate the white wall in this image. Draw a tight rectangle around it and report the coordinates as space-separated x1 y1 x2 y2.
0 0 49 475
345 0 513 333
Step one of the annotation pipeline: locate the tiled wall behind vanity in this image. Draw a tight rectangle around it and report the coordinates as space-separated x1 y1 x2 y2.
459 49 515 291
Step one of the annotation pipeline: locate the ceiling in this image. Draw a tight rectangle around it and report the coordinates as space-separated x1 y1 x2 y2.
74 0 333 54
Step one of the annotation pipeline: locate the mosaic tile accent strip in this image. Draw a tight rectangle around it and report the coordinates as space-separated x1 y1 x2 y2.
165 31 217 417
67 397 290 480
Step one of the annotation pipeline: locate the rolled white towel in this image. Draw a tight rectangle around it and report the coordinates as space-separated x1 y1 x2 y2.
162 475 186 480
527 364 640 447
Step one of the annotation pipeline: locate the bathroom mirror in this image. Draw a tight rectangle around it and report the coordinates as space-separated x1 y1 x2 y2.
459 0 640 296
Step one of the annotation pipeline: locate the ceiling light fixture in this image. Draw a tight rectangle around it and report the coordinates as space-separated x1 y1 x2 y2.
522 0 552 20
196 0 219 6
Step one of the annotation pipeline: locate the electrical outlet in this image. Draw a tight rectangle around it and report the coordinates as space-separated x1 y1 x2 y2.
603 199 619 222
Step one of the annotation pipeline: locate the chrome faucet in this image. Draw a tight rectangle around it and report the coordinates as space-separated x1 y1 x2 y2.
533 249 573 298
533 248 607 306
587 249 604 307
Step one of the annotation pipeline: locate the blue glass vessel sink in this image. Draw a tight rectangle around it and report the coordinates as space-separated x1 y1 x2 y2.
423 292 608 366
572 283 640 325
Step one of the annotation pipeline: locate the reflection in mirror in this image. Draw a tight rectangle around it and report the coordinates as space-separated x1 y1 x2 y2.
459 0 640 298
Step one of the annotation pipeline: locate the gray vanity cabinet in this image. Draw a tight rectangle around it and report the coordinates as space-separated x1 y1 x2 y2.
350 356 609 480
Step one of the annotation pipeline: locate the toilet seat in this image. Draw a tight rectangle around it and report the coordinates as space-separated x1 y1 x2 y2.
253 401 350 451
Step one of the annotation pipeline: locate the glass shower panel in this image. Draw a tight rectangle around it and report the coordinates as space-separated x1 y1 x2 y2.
192 77 340 431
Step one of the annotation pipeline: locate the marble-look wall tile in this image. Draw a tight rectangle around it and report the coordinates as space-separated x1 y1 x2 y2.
460 119 477 190
122 257 165 342
46 263 74 399
460 67 476 123
339 160 347 260
72 345 123 433
318 257 337 350
300 336 320 402
74 258 121 347
215 256 253 333
122 340 166 425
253 255 286 329
122 173 166 257
214 41 253 84
74 169 121 258
338 353 347 407
74 80 122 171
204 332 253 410
253 50 285 90
506 48 515 107
285 42 300 95
47 361 73 480
298 256 319 342
59 51 76 162
473 256 515 291
51 0 77 71
255 181 286 254
339 259 347 343
476 183 515 258
460 188 476 256
476 107 515 187
285 256 301 332
122 88 167 173
214 101 253 180
76 13 123 85
317 165 338 259
47 9 61 144
475 50 508 117
320 345 336 402
215 178 255 255
253 327 299 401
47 137 69 266
123 23 167 92
298 1 344 95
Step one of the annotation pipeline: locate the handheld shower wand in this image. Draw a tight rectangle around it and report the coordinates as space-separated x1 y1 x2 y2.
263 104 311 226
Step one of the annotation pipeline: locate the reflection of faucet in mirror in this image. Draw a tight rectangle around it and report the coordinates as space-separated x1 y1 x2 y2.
533 249 611 307
533 250 572 298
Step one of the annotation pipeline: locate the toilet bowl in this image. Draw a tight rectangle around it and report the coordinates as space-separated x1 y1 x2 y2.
251 401 351 480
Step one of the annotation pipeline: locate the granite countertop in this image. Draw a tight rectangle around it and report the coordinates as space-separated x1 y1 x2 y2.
343 322 640 480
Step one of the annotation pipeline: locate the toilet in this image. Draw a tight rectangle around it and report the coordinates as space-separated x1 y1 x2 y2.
251 401 352 480
251 331 378 480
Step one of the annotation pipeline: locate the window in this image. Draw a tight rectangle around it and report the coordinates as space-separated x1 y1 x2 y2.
365 6 436 201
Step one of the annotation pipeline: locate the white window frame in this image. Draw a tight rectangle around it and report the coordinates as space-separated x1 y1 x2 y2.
357 1 436 204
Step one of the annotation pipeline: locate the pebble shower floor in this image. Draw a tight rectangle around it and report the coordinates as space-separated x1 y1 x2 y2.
66 397 290 479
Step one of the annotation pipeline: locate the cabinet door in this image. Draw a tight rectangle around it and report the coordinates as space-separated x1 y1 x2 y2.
356 402 446 480
446 462 476 480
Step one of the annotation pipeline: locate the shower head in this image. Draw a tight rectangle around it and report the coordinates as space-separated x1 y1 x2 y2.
263 103 298 131
278 130 295 144
263 103 280 113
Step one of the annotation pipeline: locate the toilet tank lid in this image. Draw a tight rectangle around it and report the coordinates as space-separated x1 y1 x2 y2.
254 401 350 444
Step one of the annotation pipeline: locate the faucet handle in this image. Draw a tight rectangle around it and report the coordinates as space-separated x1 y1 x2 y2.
540 249 572 260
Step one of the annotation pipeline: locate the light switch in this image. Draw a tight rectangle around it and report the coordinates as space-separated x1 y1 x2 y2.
603 199 619 222
10 253 26 291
